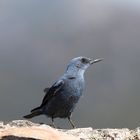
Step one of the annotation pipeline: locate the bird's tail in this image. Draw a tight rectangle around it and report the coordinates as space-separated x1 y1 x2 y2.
23 106 42 119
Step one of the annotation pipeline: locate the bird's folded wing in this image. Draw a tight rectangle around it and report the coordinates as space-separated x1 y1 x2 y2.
44 87 50 93
41 79 65 107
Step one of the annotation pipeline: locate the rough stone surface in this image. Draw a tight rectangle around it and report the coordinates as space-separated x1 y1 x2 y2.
0 120 140 140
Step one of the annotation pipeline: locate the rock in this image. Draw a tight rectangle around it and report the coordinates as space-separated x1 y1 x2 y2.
62 127 140 140
0 120 140 140
0 120 78 140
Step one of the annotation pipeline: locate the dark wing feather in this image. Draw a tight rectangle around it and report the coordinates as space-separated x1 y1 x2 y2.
44 87 50 93
40 79 64 107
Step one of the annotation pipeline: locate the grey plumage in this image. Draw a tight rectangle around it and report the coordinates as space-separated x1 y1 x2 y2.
23 56 103 128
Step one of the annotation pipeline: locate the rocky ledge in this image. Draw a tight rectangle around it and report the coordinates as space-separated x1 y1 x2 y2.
0 120 139 140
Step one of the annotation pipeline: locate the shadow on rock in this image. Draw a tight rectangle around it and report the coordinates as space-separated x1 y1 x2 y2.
1 135 41 140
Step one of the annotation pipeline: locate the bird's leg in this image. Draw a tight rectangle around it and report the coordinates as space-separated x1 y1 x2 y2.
68 116 76 128
51 117 56 128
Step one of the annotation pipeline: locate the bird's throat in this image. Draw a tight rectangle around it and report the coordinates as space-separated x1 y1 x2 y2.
66 67 85 79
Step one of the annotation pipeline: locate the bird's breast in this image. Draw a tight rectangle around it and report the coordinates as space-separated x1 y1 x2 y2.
64 78 85 97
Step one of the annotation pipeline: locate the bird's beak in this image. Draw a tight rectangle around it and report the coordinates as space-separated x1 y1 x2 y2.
90 58 103 64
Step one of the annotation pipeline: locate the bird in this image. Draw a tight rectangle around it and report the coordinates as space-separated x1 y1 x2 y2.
23 56 103 128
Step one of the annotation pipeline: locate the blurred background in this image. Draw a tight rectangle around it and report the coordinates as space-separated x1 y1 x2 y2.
0 0 140 129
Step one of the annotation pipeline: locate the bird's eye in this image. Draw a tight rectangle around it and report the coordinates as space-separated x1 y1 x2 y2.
81 58 88 64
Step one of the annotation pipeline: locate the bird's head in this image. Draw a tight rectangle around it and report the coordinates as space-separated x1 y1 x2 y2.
66 56 103 74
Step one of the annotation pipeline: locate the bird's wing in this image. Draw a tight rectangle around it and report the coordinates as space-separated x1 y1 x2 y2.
44 87 50 93
40 79 65 107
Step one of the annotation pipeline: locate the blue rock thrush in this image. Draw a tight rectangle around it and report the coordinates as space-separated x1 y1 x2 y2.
23 56 103 128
